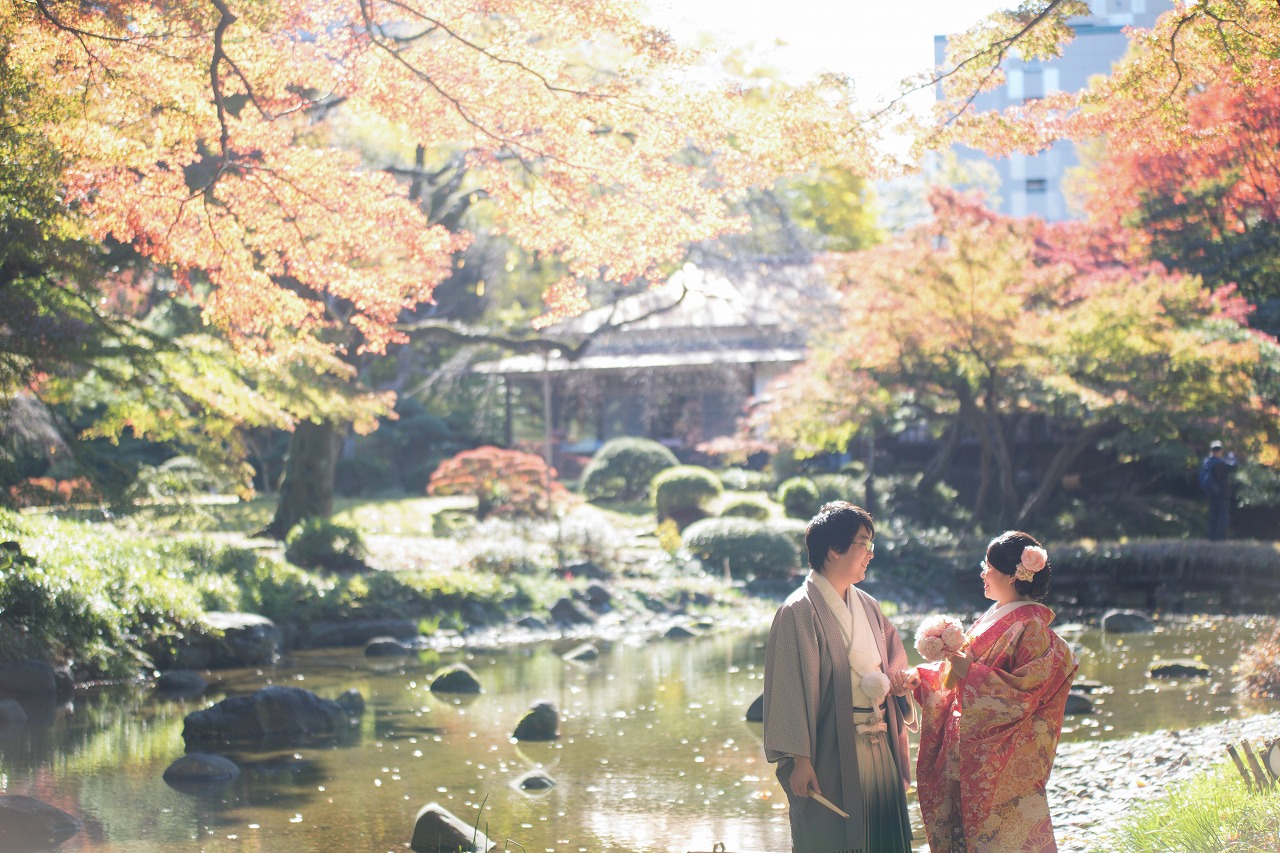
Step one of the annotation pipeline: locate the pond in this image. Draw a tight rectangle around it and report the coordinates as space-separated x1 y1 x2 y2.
2 614 1276 853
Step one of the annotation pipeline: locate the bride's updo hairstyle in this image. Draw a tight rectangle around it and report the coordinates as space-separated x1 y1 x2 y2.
986 530 1052 602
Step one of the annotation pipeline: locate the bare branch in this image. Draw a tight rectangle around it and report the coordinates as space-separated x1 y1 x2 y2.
33 0 134 43
396 281 692 360
378 0 611 99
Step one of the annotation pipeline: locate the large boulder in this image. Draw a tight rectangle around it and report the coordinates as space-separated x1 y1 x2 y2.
1149 659 1213 679
173 612 282 669
181 685 354 747
1101 609 1154 634
549 597 593 626
1064 691 1095 715
745 693 765 723
0 660 57 697
512 701 559 741
155 671 209 697
515 615 548 632
365 637 412 657
0 795 82 852
430 664 483 695
306 618 420 649
582 583 613 612
163 753 241 793
0 698 29 728
410 802 494 852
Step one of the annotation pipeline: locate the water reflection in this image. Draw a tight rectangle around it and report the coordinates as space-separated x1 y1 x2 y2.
1 616 1275 852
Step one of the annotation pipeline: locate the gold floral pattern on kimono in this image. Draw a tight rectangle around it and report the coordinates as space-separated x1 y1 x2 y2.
913 602 1077 852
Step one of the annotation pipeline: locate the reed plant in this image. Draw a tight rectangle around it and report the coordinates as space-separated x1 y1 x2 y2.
1111 765 1280 852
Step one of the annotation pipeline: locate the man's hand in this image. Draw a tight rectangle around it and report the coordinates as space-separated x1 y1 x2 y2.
891 668 920 694
788 755 820 798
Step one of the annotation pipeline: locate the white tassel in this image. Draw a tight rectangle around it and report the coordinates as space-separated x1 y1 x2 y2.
861 671 891 705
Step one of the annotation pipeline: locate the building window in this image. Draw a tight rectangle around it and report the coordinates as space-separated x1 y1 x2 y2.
1023 69 1044 103
1026 178 1048 194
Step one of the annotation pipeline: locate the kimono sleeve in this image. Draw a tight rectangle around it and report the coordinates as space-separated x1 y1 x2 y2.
960 618 1062 724
762 600 821 763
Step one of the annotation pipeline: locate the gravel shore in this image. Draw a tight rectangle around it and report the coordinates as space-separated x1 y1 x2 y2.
1050 711 1280 851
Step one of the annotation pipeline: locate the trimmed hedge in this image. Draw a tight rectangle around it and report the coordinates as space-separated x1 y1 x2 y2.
681 517 800 580
811 473 863 506
719 494 775 521
652 465 723 527
777 476 822 519
580 438 679 502
719 467 773 492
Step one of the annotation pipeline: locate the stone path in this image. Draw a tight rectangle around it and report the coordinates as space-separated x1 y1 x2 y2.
1049 711 1280 851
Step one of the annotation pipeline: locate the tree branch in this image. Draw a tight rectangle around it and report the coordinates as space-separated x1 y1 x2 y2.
396 280 692 360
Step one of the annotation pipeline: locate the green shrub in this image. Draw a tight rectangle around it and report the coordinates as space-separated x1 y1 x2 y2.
580 438 678 502
681 517 800 580
652 465 723 524
655 518 682 555
0 511 207 679
285 518 369 572
769 517 811 567
719 467 773 492
464 534 556 576
811 473 863 505
719 494 775 521
873 472 969 529
125 456 236 503
777 476 822 519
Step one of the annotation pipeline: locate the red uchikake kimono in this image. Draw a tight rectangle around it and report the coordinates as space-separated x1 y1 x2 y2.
913 602 1078 852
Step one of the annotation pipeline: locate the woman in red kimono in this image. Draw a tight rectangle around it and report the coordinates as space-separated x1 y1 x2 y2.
908 531 1077 852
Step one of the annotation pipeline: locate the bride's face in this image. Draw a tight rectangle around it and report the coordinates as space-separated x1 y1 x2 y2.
981 559 1015 601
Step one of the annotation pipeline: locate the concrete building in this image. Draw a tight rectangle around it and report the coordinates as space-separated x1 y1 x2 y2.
936 0 1173 220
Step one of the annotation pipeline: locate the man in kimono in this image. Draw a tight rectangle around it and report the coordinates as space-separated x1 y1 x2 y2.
762 501 914 853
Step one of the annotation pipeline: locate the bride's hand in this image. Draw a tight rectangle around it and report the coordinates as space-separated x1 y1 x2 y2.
947 651 972 679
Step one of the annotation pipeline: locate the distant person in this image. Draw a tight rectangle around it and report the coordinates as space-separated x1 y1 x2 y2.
1199 440 1237 541
762 501 915 853
904 531 1077 852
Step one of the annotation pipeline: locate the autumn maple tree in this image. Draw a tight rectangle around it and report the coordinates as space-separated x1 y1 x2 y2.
753 189 1280 528
1076 65 1280 332
427 446 567 520
926 1 1280 323
4 0 890 528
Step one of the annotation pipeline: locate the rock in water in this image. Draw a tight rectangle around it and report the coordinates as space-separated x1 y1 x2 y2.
512 701 560 741
429 663 483 694
0 795 82 852
410 802 493 852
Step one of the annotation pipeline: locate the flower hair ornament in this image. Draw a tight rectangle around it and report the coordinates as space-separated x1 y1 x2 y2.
1014 545 1049 582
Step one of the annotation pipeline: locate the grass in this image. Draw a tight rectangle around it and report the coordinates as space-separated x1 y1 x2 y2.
0 495 761 682
1111 765 1280 852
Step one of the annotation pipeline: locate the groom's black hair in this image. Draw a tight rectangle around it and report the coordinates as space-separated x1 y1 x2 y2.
806 500 874 572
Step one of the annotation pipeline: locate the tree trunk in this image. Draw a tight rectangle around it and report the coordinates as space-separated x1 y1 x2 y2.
973 432 992 524
262 419 341 540
863 432 877 513
1015 419 1122 528
919 418 961 491
980 375 1020 527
